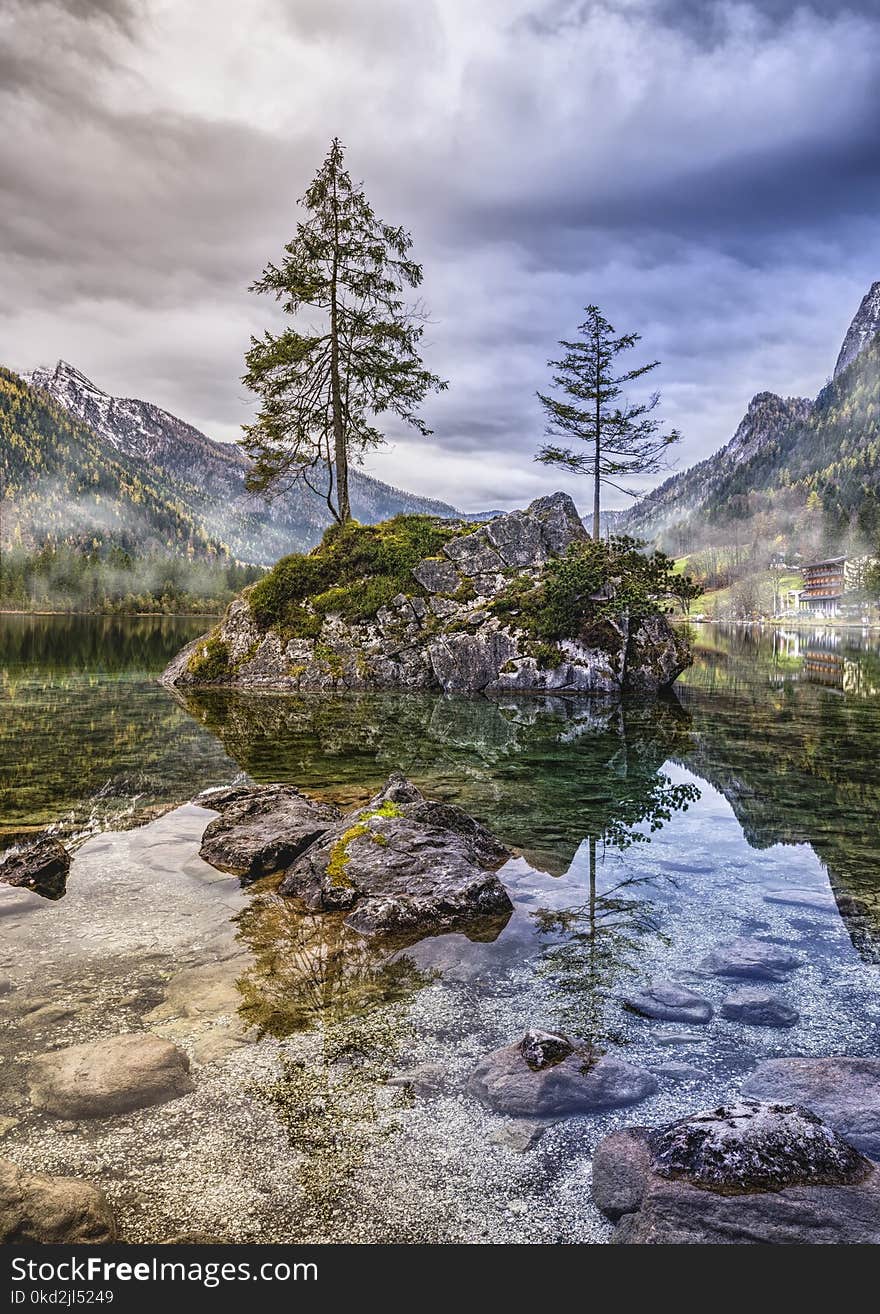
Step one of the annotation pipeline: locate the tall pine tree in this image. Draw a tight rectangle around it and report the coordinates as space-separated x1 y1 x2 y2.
243 138 447 523
536 305 681 538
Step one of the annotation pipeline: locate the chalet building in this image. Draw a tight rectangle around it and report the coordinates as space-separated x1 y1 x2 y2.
798 555 876 616
799 557 846 615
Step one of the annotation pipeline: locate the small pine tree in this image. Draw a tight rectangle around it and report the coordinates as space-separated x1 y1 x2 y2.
243 138 447 523
536 305 681 538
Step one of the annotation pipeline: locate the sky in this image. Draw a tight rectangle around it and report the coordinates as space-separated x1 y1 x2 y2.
2 0 880 512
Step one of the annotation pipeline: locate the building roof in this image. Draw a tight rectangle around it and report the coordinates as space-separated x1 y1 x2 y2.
802 557 846 569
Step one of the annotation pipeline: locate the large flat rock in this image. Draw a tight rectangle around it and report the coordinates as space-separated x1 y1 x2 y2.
197 783 340 882
698 937 802 982
29 1032 195 1119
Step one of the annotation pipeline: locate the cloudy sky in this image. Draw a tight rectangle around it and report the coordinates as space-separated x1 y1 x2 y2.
2 0 880 511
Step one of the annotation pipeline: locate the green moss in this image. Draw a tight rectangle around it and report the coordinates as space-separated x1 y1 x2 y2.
450 578 477 603
325 801 404 888
247 514 467 632
314 642 345 679
187 632 231 680
528 641 566 670
286 662 307 681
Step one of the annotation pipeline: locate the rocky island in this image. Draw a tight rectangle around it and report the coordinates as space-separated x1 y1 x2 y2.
162 493 691 696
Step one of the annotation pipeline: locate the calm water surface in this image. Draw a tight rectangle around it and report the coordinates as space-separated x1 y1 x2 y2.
1 614 880 1241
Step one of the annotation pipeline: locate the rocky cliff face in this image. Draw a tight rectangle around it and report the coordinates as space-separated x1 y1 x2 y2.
834 281 880 379
621 278 880 542
163 493 691 696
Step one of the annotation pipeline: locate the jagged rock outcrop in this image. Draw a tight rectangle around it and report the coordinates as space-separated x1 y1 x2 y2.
593 1102 880 1244
163 493 691 696
834 281 880 378
279 774 513 942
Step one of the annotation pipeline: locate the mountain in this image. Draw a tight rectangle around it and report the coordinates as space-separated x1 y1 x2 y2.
19 361 462 564
0 367 227 559
834 281 880 379
622 282 880 556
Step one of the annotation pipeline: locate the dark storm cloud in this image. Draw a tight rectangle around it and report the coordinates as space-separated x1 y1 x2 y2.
1 0 879 508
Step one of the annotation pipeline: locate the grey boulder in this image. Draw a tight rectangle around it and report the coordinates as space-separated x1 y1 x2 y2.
743 1056 880 1159
198 783 340 882
469 1037 657 1117
594 1101 880 1244
721 988 799 1028
699 937 802 982
0 1158 116 1244
0 836 70 901
30 1032 194 1118
623 982 713 1025
280 774 513 942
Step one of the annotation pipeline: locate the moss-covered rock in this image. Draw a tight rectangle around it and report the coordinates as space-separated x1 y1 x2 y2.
163 493 694 696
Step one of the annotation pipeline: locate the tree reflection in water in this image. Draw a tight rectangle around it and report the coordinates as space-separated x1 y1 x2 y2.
532 771 700 1052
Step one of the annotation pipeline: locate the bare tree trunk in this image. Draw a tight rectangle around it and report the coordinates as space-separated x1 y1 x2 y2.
329 163 350 523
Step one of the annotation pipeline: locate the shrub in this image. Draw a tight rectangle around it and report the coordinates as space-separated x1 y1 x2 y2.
490 536 700 642
187 633 231 680
248 515 464 630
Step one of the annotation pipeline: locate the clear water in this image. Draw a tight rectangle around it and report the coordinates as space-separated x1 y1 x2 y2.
1 615 879 1241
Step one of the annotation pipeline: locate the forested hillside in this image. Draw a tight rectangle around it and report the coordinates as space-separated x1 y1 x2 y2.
0 368 226 559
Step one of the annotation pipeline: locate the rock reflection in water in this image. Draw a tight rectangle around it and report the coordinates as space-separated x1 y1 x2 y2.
233 895 440 1040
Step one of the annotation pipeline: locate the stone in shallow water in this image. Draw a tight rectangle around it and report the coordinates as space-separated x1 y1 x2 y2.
29 1032 194 1118
743 1057 880 1159
650 1101 867 1190
593 1103 880 1244
469 1038 657 1117
0 1158 116 1243
197 783 340 882
698 937 802 982
622 982 713 1024
651 1064 709 1083
721 988 799 1028
519 1028 573 1070
0 836 69 901
280 774 513 943
489 1119 549 1152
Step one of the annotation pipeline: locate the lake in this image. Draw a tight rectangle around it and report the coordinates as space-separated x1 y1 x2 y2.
2 613 880 1241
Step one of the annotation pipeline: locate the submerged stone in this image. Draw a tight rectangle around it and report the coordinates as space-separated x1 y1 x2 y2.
743 1057 880 1159
29 1032 194 1119
720 988 799 1028
470 1037 657 1117
698 937 802 982
0 1158 116 1244
622 982 713 1024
